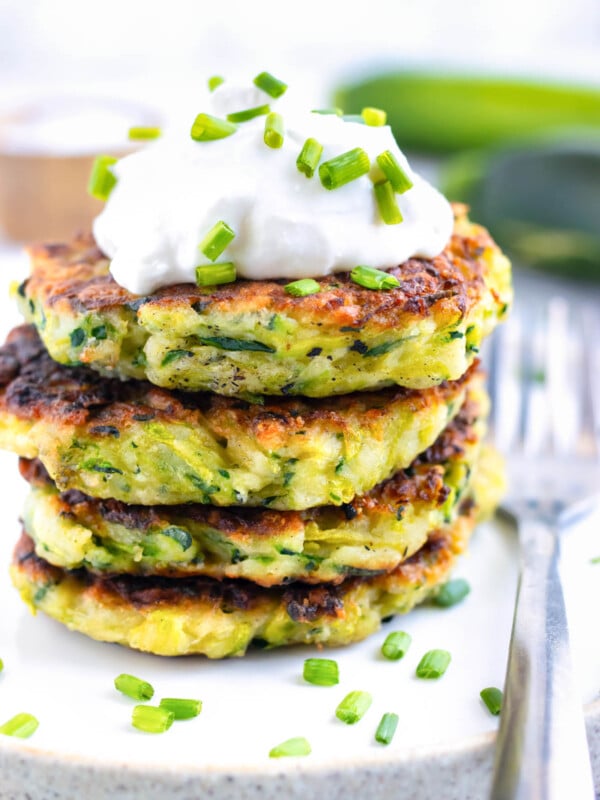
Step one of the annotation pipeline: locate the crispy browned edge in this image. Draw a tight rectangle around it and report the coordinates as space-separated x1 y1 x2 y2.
22 204 499 332
0 324 477 438
13 502 472 623
18 388 481 573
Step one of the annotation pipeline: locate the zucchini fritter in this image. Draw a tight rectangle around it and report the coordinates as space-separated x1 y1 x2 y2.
19 385 488 585
12 494 488 658
18 205 511 396
0 326 476 508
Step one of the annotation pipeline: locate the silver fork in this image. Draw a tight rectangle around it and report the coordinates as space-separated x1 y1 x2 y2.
486 297 600 799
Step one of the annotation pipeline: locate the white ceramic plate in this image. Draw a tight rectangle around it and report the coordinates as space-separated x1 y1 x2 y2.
0 250 598 800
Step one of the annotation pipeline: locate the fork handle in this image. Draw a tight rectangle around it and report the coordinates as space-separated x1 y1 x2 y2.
490 519 595 799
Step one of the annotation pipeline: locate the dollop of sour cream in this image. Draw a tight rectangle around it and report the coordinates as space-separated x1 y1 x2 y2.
93 83 453 295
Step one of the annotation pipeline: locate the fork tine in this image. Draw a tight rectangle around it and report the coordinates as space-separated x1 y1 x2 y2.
546 298 581 456
487 317 521 452
520 307 549 456
487 299 599 461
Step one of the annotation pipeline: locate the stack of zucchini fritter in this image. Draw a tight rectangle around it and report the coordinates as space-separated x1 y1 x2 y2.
0 204 511 658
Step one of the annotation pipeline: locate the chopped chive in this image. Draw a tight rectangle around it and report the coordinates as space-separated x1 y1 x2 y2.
159 698 202 720
375 712 399 745
590 556 600 564
319 147 370 190
199 220 235 262
161 349 193 367
480 687 503 716
303 657 339 686
376 151 413 194
312 108 343 116
0 658 4 672
208 75 224 92
114 673 155 701
335 690 372 724
88 155 117 201
195 262 236 287
70 328 85 347
128 126 161 141
253 71 288 98
285 279 321 297
264 112 284 149
191 113 237 141
434 578 471 607
374 180 403 225
351 265 400 291
416 649 451 679
381 631 412 661
361 107 387 126
162 526 193 550
269 736 312 758
0 713 39 739
296 138 323 178
132 705 174 733
227 104 270 123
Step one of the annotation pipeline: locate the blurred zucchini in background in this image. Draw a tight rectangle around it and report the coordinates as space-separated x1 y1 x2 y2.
334 73 600 153
441 139 600 281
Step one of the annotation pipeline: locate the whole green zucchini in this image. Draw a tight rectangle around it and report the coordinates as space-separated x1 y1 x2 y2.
334 73 600 153
442 139 600 281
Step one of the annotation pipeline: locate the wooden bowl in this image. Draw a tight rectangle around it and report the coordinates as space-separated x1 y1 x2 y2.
0 97 161 242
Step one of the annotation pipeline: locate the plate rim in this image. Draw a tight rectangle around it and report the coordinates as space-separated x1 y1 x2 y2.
1 698 598 779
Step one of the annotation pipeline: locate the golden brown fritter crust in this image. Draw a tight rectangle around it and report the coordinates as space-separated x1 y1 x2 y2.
12 523 461 620
24 204 492 332
17 387 485 585
19 386 480 538
16 205 511 398
0 324 475 431
1 326 479 508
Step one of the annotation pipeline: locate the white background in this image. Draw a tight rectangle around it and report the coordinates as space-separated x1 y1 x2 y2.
1 0 599 113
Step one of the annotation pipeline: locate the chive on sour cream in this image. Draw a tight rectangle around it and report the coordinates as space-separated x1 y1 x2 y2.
93 80 453 296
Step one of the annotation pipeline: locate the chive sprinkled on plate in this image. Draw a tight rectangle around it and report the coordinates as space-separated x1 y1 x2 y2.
132 705 174 733
191 113 237 141
208 75 225 92
88 155 117 201
114 673 155 701
416 649 451 679
312 108 343 116
480 687 503 716
159 698 202 720
351 265 400 291
434 578 471 607
361 107 387 126
269 736 312 758
375 712 399 745
254 71 288 99
199 220 236 262
335 690 372 724
0 658 3 672
195 262 237 287
264 112 284 149
381 631 412 661
296 138 323 178
319 147 370 190
227 104 270 123
374 180 403 225
128 126 161 141
376 150 413 194
0 713 39 739
285 279 321 297
303 657 339 686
